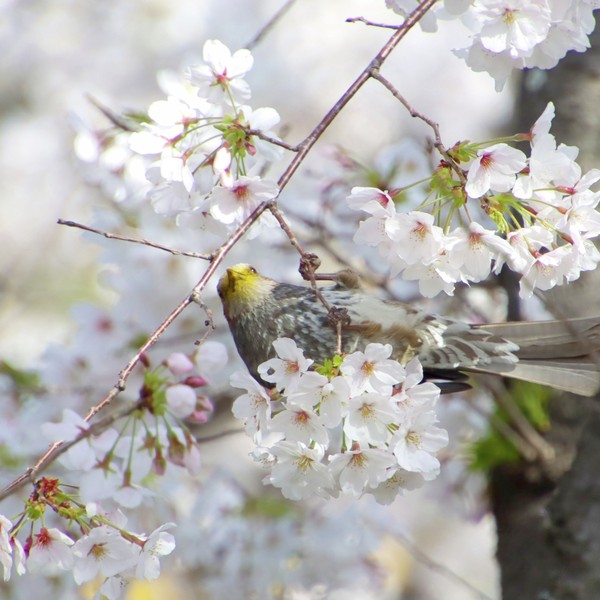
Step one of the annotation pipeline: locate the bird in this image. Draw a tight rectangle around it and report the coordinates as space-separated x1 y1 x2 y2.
217 263 600 397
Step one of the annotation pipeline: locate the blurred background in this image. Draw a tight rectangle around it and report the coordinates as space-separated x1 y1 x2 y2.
0 1 524 598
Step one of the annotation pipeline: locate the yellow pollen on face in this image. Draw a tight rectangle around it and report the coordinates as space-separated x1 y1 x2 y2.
407 431 421 448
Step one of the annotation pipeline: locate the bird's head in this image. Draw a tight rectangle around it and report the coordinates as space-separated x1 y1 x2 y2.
217 264 276 319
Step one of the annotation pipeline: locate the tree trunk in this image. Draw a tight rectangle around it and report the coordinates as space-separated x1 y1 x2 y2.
492 13 600 600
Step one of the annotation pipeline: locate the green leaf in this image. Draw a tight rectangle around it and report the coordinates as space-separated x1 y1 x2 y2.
470 429 521 473
469 381 552 473
0 361 40 389
241 495 295 519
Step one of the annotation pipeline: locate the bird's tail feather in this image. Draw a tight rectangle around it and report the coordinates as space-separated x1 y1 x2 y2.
471 316 600 396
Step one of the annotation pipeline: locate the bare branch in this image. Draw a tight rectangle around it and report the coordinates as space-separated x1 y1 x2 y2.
370 71 467 183
394 531 495 600
248 129 300 153
0 0 440 500
57 219 213 260
85 94 138 132
346 16 400 29
246 0 298 49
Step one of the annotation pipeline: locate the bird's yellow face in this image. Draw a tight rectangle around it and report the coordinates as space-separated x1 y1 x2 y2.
217 264 275 318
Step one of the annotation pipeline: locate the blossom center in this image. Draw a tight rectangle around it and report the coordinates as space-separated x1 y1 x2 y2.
349 452 366 469
502 8 517 25
295 455 314 473
411 221 429 240
469 231 483 249
479 152 494 169
407 431 421 448
359 402 375 420
233 184 250 202
361 361 375 376
292 410 310 426
285 360 300 374
90 543 108 560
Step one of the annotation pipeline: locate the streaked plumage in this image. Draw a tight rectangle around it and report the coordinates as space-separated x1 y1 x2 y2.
217 264 600 396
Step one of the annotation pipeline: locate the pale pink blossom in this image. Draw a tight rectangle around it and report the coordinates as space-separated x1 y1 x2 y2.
135 524 176 580
231 371 272 440
343 393 399 446
328 448 397 497
270 404 328 446
258 338 313 394
187 40 253 104
340 343 406 396
267 441 334 501
72 527 137 584
465 143 527 197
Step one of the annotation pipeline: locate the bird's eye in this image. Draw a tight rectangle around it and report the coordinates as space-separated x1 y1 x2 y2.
249 267 257 274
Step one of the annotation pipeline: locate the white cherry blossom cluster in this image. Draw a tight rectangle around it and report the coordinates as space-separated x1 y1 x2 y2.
0 509 174 599
39 350 217 509
128 39 282 238
231 338 448 504
0 349 218 596
386 0 600 90
348 102 600 298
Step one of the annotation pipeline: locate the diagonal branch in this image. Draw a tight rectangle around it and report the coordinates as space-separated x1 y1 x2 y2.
0 0 439 501
57 219 213 260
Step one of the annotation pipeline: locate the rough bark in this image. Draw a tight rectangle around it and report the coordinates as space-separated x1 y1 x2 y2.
492 13 600 600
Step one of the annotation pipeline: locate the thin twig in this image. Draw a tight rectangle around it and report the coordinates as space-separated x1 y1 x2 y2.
249 130 300 153
486 378 556 463
57 219 213 260
246 0 298 49
1 0 439 500
370 71 467 185
85 94 137 132
461 392 540 462
346 16 400 29
394 531 495 600
0 400 142 501
275 0 438 194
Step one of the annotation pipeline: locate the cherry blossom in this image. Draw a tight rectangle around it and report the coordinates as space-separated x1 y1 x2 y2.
392 409 449 477
209 175 279 234
465 143 527 198
270 404 329 446
343 393 399 446
234 341 446 502
72 526 137 584
340 343 406 396
187 39 254 104
27 528 75 574
328 448 397 497
258 337 313 393
166 384 197 418
267 442 334 501
135 524 176 580
231 371 272 441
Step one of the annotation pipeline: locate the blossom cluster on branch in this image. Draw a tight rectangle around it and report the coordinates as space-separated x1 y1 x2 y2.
232 339 448 504
2 0 599 597
348 102 600 298
387 0 600 90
